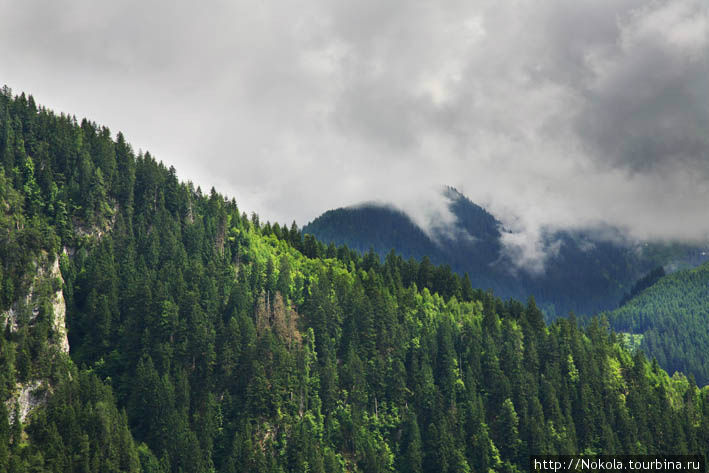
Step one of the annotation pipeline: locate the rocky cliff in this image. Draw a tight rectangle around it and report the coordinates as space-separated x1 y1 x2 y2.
3 251 70 424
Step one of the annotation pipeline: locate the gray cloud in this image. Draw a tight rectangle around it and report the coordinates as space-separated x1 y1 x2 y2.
1 0 708 271
578 0 709 173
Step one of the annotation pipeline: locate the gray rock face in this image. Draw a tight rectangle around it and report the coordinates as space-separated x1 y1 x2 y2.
1 253 69 354
3 252 70 425
48 255 70 355
9 380 47 424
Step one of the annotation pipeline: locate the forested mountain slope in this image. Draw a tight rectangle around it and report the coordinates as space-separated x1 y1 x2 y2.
1 87 708 472
606 261 709 386
303 189 707 318
299 204 442 266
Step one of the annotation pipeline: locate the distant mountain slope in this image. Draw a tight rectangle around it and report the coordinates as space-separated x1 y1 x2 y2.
302 204 439 261
303 188 505 297
304 187 707 317
606 261 709 385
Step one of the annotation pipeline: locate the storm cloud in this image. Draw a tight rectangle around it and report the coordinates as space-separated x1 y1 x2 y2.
1 0 708 269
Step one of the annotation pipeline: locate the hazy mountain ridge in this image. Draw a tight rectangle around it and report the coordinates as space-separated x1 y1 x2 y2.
304 187 708 317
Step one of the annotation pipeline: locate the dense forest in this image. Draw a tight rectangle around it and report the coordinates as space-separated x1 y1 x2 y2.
606 262 709 386
1 87 708 473
303 189 708 318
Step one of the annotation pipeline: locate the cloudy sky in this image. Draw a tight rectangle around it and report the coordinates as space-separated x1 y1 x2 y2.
1 0 708 255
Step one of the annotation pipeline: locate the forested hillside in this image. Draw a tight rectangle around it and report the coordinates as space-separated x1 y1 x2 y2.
1 87 708 473
299 204 441 267
303 190 707 318
606 262 709 386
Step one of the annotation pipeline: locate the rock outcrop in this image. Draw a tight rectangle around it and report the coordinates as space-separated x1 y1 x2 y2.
9 380 47 424
3 251 70 425
47 255 70 354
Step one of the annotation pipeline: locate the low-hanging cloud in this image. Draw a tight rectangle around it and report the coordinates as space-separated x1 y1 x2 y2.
0 0 707 271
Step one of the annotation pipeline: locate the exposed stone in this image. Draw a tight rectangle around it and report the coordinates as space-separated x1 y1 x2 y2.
2 251 70 426
6 380 47 425
2 306 18 332
48 255 70 355
1 254 70 354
